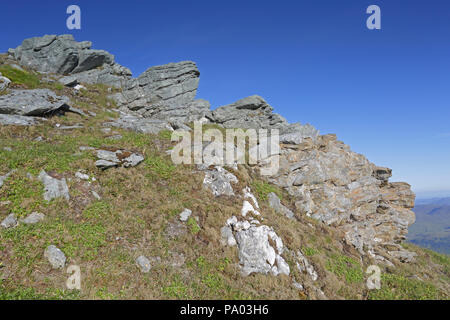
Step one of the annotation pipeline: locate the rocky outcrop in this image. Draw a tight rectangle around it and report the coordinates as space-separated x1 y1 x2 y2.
263 133 416 263
212 95 319 144
12 35 131 87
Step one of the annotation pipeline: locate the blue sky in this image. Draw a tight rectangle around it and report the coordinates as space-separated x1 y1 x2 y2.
1 0 449 198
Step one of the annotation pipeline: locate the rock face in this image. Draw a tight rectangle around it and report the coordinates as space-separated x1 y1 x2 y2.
114 61 200 110
265 133 416 262
13 34 131 87
0 89 71 116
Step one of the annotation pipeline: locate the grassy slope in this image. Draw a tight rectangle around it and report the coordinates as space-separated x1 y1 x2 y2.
0 57 449 300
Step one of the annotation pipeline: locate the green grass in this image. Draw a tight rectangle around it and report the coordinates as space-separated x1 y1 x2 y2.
0 65 40 88
326 254 364 284
368 273 444 300
187 217 201 235
144 155 176 180
0 286 80 300
0 172 46 218
251 180 282 201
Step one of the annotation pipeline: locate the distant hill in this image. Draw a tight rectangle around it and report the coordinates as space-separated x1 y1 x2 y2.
408 197 450 254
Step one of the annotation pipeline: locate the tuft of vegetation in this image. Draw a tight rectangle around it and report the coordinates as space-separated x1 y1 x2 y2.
326 254 364 284
251 180 282 201
0 65 40 88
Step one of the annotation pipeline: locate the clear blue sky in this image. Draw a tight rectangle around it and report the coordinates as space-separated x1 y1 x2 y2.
1 0 449 198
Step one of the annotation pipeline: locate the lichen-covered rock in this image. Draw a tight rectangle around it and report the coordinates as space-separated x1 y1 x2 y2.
1 214 18 229
20 212 45 225
264 132 416 262
0 114 42 126
267 192 294 219
0 74 11 91
13 34 131 87
94 148 144 170
202 166 238 197
38 170 70 201
136 256 151 273
44 245 66 269
0 89 71 116
212 95 319 141
113 61 202 123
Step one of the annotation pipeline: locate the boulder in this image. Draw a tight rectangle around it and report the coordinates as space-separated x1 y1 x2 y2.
38 170 70 201
0 75 11 91
202 166 238 197
1 214 18 229
13 34 131 86
136 256 151 273
113 61 203 123
20 212 45 225
94 148 144 170
44 245 66 269
0 89 71 117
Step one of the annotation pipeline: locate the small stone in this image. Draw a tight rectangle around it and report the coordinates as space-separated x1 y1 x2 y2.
1 214 18 229
136 255 151 273
179 209 192 222
44 245 66 269
20 212 45 224
38 170 70 201
91 191 101 200
75 171 90 180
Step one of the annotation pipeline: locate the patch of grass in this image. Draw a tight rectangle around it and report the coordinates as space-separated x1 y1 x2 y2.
368 273 444 300
302 247 318 257
0 173 46 217
163 276 189 299
83 201 111 220
251 180 282 201
187 217 201 235
158 129 173 141
1 217 108 262
326 254 364 284
0 286 80 300
0 65 40 88
144 155 176 180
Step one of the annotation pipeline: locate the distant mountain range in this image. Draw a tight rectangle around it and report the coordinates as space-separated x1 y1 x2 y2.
408 197 450 254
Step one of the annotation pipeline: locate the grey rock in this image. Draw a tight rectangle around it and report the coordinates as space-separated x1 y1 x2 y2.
44 245 66 269
20 212 45 224
233 224 289 276
267 192 295 219
114 61 199 110
38 170 70 201
296 251 318 281
0 114 41 126
1 214 18 229
0 89 71 116
13 35 131 86
165 220 187 239
179 208 192 222
0 170 14 188
103 113 173 134
136 255 151 273
94 148 144 169
202 166 238 197
95 159 118 170
0 76 11 91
